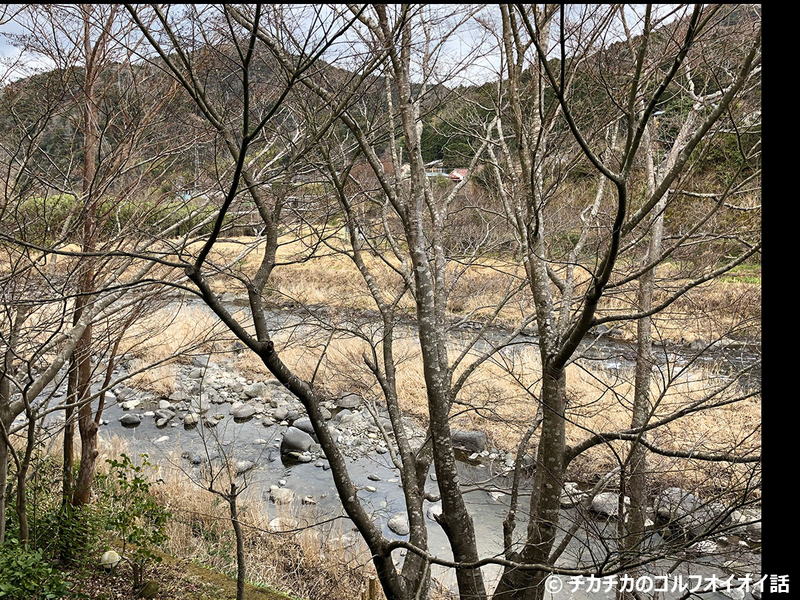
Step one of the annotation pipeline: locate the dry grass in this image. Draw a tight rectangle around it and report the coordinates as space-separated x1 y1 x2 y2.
120 304 236 394
194 235 760 345
104 288 760 501
226 324 760 497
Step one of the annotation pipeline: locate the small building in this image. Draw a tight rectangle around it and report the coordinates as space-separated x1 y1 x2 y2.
424 160 448 177
449 168 470 182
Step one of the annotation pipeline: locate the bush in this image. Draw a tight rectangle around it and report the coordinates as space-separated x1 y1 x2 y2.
0 538 71 600
103 453 171 590
55 503 105 566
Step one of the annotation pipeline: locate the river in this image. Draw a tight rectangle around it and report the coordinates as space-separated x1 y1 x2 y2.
32 301 761 598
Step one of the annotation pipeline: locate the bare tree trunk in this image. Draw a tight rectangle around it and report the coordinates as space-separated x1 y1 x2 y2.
71 3 100 508
62 357 76 508
14 407 36 546
0 416 8 544
229 483 246 600
623 119 661 577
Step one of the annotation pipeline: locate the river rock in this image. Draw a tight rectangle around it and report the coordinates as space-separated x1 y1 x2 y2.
183 413 199 426
270 485 295 505
280 427 314 454
235 460 255 474
426 503 443 521
268 517 298 532
121 399 142 410
119 414 141 426
190 396 210 413
388 512 410 536
336 410 366 429
292 417 315 435
187 453 205 465
655 487 729 536
188 368 204 379
244 382 268 399
451 430 486 453
560 482 587 507
231 404 256 420
336 393 362 409
689 540 719 555
158 400 172 410
590 492 629 518
730 508 761 541
192 355 210 368
170 390 188 403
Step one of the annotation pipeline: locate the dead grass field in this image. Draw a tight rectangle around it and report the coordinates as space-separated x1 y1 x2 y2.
4 234 761 498
116 299 759 500
196 236 761 345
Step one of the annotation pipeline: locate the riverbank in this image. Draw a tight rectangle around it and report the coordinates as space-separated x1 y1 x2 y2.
112 296 760 498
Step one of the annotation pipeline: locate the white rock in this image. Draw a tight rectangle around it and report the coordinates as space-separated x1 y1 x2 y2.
270 485 295 505
100 550 121 570
388 512 410 536
268 517 298 532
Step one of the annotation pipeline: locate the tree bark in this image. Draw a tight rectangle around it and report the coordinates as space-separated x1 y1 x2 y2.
71 3 100 508
229 484 246 600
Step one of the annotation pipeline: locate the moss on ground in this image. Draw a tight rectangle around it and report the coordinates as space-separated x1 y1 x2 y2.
67 545 300 600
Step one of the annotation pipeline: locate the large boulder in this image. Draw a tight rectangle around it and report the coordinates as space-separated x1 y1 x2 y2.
336 393 362 409
268 517 298 532
589 492 629 518
192 355 210 368
426 503 443 522
231 403 256 420
451 430 487 453
235 460 255 474
244 382 268 399
730 508 761 541
119 413 142 426
292 417 315 435
280 427 314 454
270 485 295 505
190 396 210 413
388 512 410 536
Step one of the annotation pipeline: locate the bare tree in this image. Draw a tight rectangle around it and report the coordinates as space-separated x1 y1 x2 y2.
0 3 221 545
0 4 759 599
489 5 761 599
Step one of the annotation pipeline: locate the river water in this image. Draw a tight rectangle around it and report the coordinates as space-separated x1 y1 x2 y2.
34 301 760 598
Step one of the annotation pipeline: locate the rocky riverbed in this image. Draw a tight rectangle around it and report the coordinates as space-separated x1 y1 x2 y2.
13 296 760 599
20 347 758 599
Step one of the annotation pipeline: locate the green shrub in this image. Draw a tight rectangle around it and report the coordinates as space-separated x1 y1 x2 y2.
54 503 104 566
0 538 71 600
102 453 171 590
